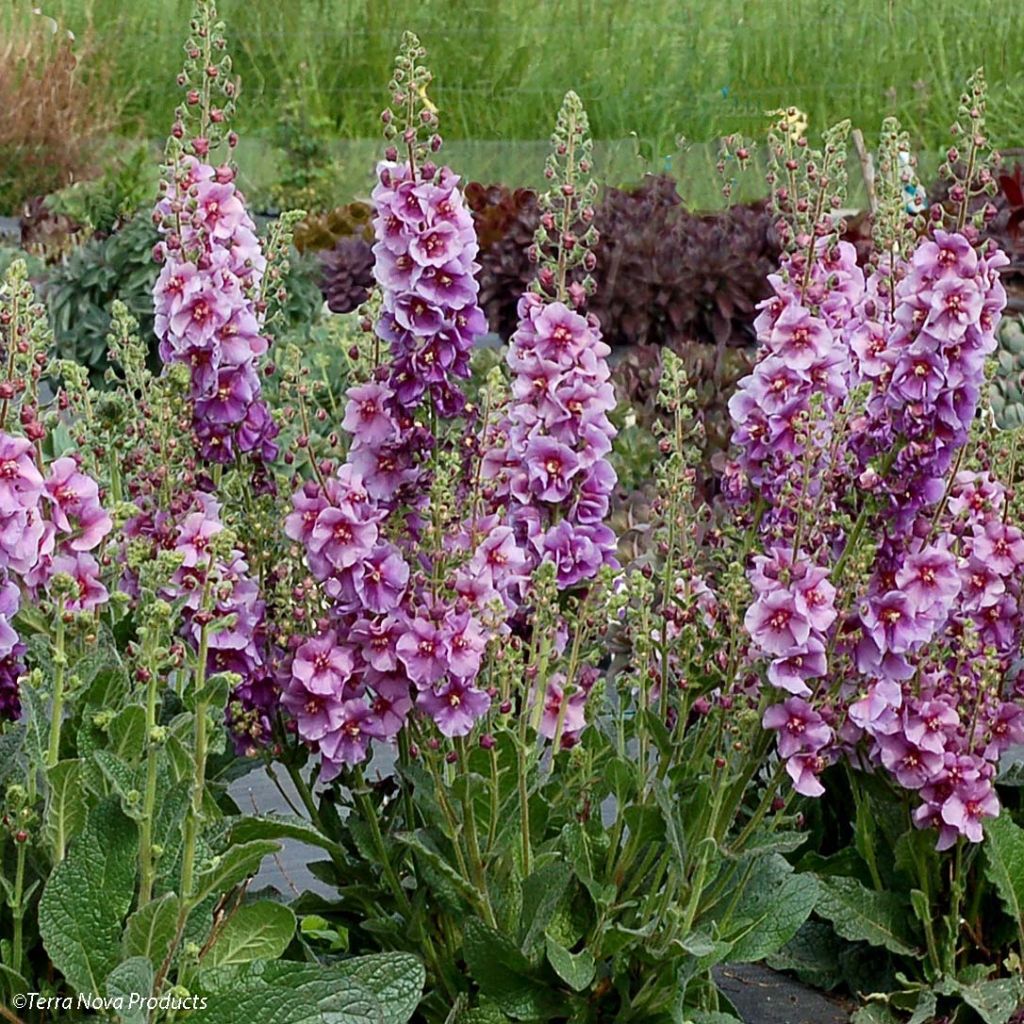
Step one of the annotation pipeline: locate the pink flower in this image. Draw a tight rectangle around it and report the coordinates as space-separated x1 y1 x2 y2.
0 434 44 514
744 590 812 656
319 700 381 772
309 507 378 571
44 457 111 550
292 631 355 697
342 382 399 446
762 697 832 759
354 544 409 614
417 678 490 737
537 676 588 745
940 780 999 843
523 437 581 503
396 616 449 687
445 612 488 679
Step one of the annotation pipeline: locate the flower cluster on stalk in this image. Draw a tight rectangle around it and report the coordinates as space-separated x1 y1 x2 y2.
282 36 513 777
481 91 619 589
734 85 1024 845
152 0 278 466
0 262 113 720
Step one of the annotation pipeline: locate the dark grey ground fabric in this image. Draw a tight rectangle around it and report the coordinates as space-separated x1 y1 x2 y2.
714 964 851 1024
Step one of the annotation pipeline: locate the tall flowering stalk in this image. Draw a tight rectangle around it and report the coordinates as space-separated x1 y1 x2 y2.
144 0 282 757
0 261 112 726
482 91 618 588
283 35 504 779
732 76 1024 851
152 0 278 465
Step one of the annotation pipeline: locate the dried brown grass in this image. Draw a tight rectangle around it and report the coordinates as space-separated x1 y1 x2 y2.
0 7 115 213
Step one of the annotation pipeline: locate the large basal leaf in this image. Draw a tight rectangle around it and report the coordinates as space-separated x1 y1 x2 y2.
199 955 424 1024
850 1007 900 1024
815 875 917 956
984 813 1024 934
712 854 819 962
203 902 296 968
959 977 1024 1024
331 953 426 1024
544 935 595 993
936 974 1024 1024
228 814 343 855
38 800 139 994
395 830 478 911
518 861 571 954
463 918 561 1021
0 724 25 788
766 920 843 992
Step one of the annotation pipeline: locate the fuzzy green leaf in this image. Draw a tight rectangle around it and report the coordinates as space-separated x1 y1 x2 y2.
38 801 139 994
984 813 1024 934
204 902 296 968
228 814 342 855
332 953 425 1024
519 861 571 953
544 935 595 992
192 840 280 905
815 875 917 956
463 918 560 1020
0 725 25 788
123 893 181 968
106 957 153 1024
963 978 1024 1024
714 854 819 962
43 759 87 861
199 955 424 1024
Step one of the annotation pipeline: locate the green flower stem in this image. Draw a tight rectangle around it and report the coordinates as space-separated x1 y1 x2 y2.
911 831 943 977
45 596 67 769
848 769 884 891
179 618 211 904
281 762 349 877
352 766 411 914
679 768 728 936
516 733 532 877
945 839 969 976
728 759 786 855
11 838 27 977
138 665 162 906
550 593 594 757
486 742 500 854
396 728 417 830
421 749 473 884
456 737 496 928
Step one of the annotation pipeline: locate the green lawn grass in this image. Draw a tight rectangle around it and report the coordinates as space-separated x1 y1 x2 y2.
44 0 1024 157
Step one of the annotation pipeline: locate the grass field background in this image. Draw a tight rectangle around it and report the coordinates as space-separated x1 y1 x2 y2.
43 0 1024 159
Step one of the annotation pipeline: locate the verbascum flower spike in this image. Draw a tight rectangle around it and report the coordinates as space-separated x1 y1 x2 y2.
484 92 618 588
152 0 279 465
